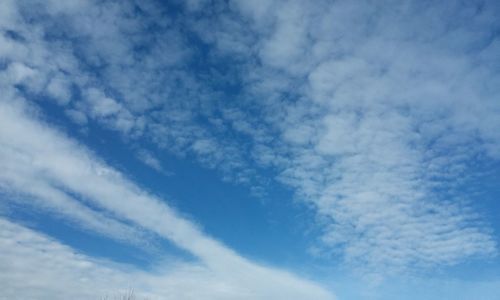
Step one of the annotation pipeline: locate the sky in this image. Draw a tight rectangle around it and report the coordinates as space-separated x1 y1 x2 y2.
0 0 500 299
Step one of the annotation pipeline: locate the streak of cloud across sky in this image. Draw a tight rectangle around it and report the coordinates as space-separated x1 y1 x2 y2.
1 0 500 299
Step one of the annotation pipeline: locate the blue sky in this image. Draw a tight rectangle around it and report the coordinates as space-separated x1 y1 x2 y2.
1 0 500 299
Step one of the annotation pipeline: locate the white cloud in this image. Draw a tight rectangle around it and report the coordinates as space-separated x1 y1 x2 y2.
5 62 37 83
0 0 260 186
81 88 138 134
258 0 310 73
0 98 335 299
65 108 88 125
46 73 72 105
0 219 332 300
207 0 500 276
184 0 209 12
136 149 165 173
1 0 499 281
0 217 335 300
0 0 17 28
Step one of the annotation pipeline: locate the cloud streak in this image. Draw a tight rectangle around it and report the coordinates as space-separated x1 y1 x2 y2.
0 217 334 300
0 97 334 299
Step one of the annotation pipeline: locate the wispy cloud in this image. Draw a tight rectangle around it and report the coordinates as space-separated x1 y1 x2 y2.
136 149 166 173
0 98 334 299
0 217 334 300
